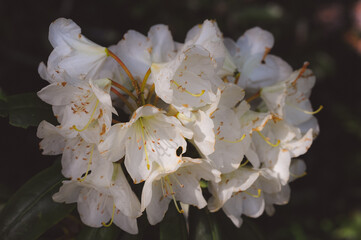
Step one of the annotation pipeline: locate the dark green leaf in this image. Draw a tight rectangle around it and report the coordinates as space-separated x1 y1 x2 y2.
0 92 55 128
159 203 188 240
189 207 221 240
214 210 264 240
77 225 121 240
0 160 75 240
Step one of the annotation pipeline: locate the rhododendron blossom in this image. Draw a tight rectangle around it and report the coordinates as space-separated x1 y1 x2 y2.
37 18 320 234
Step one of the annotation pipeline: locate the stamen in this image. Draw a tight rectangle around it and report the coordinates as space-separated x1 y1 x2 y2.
79 145 95 182
72 100 99 132
246 91 260 103
171 174 184 188
102 204 116 227
165 177 184 213
105 48 141 100
290 171 307 179
261 47 271 63
239 159 249 167
110 87 136 112
217 134 246 143
111 80 138 102
140 68 151 105
139 118 150 170
234 72 241 85
146 84 155 104
160 177 166 197
297 105 323 115
245 189 262 198
256 131 280 147
291 62 310 86
171 80 205 97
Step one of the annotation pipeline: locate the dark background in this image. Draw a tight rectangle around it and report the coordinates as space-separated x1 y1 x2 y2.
1 0 361 239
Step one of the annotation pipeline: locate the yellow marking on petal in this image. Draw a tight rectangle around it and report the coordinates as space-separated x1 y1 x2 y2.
217 134 246 143
176 112 194 122
72 100 99 132
165 176 184 213
78 145 95 182
296 105 323 115
239 159 249 167
290 171 307 179
171 80 205 97
245 189 262 198
102 204 116 227
139 118 150 170
256 131 280 147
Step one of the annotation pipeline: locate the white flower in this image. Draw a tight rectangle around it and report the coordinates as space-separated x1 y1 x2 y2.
261 67 320 135
183 20 227 72
99 105 193 183
37 78 115 143
53 163 141 234
108 24 177 86
208 167 281 227
141 157 220 225
224 27 292 91
39 18 108 83
249 120 313 184
152 45 222 111
206 83 271 172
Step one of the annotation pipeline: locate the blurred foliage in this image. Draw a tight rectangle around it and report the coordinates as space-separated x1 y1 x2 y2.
1 0 361 239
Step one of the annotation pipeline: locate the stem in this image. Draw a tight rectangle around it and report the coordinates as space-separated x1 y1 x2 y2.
111 80 138 102
111 87 136 112
106 49 141 99
246 91 260 103
146 84 155 104
140 68 151 105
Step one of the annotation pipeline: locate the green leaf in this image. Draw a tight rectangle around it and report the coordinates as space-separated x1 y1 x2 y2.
0 160 75 240
189 207 221 240
0 92 55 128
214 211 264 240
159 203 188 240
77 225 121 240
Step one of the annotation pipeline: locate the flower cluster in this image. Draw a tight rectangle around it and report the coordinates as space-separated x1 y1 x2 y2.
37 18 321 234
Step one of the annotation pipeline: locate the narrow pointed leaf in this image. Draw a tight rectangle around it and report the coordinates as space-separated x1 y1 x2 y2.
159 203 188 240
189 207 221 240
0 92 55 128
0 160 75 240
77 225 121 240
